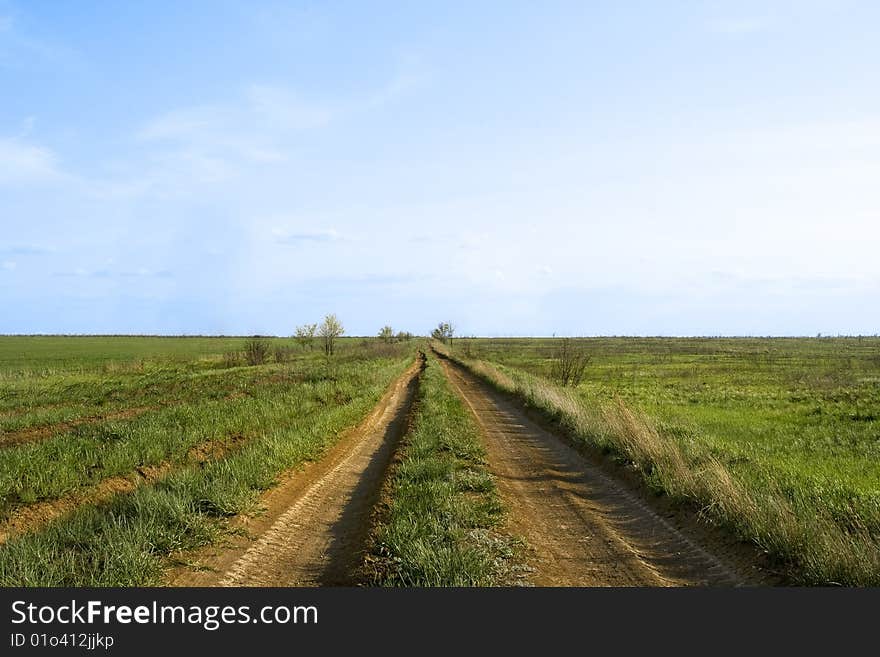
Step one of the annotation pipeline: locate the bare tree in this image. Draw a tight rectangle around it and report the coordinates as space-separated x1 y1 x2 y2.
550 338 591 387
319 314 344 356
295 323 317 350
379 325 394 343
431 322 454 344
396 330 412 342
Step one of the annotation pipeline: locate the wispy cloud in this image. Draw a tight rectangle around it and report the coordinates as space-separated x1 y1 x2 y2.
0 12 84 71
137 86 334 150
0 137 63 184
272 228 344 245
52 267 173 279
118 268 173 278
247 85 334 130
1 260 16 271
0 243 54 255
362 71 424 111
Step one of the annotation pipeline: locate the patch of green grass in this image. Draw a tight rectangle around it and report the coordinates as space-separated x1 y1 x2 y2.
369 355 521 586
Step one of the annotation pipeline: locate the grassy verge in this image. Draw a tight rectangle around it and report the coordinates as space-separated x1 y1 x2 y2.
436 342 880 586
367 354 522 586
0 355 414 586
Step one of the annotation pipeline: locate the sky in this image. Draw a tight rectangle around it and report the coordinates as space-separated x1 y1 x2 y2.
1 1 878 336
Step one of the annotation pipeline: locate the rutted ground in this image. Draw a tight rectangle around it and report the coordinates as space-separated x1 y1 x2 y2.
439 355 756 586
0 434 248 545
171 356 423 586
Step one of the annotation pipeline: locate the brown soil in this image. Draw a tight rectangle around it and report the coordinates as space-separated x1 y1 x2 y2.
440 357 766 586
169 357 423 587
0 433 249 545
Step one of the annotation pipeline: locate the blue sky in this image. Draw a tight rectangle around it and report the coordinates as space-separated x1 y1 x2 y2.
1 1 878 336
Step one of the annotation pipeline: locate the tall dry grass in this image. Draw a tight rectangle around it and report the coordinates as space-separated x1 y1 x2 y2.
437 344 880 585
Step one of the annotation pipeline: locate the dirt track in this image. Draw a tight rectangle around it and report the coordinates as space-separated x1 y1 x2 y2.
440 357 751 586
171 358 421 587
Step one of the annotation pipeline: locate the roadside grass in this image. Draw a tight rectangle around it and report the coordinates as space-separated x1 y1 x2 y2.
0 350 415 586
368 354 522 586
436 339 880 585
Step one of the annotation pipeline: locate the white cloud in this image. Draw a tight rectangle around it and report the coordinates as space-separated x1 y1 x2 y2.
0 137 62 184
1 260 16 271
137 86 333 148
271 227 344 244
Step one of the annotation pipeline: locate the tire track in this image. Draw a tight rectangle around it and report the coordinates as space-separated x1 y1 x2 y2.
172 356 423 587
439 356 746 587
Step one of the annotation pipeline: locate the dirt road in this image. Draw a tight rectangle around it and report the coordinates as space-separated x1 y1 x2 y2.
171 357 422 587
440 357 751 586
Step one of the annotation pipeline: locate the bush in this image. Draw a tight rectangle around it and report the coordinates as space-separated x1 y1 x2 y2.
243 339 270 366
550 338 591 387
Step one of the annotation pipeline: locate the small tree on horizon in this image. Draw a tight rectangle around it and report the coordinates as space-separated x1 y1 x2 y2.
379 325 394 343
295 323 317 350
431 322 454 345
319 314 344 356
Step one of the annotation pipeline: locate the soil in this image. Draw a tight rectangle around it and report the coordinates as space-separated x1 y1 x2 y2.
439 357 767 586
169 357 422 586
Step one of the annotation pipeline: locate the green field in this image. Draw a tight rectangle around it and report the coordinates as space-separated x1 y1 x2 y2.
450 337 880 584
3 334 878 586
0 335 417 585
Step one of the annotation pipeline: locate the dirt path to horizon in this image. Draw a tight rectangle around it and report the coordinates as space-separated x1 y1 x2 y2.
439 356 751 586
170 356 422 587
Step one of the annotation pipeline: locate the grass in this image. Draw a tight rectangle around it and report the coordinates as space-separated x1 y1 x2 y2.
0 334 394 378
443 337 880 585
0 336 417 585
368 353 521 586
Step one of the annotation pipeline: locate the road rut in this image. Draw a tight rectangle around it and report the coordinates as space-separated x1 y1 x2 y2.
171 357 422 587
440 357 747 587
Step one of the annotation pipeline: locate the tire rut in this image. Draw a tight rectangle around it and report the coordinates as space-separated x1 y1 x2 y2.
171 357 423 587
439 356 746 587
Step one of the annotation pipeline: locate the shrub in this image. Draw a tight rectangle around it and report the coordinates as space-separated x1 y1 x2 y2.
550 338 591 387
243 339 270 366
